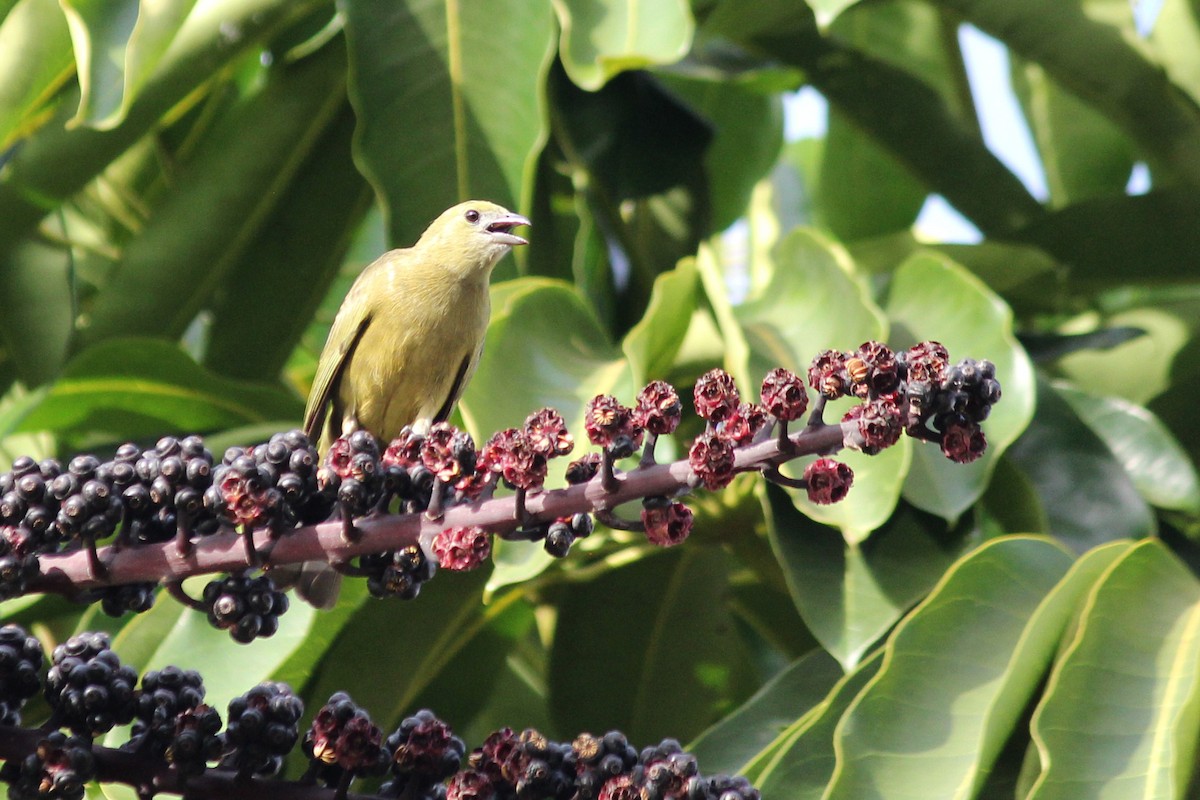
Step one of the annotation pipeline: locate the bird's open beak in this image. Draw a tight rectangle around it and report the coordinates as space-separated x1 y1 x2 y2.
486 213 531 246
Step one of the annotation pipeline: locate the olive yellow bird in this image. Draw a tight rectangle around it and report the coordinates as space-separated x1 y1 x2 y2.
291 200 529 607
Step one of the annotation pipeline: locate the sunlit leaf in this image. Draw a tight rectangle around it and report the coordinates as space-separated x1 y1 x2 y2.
553 0 694 90
0 0 73 151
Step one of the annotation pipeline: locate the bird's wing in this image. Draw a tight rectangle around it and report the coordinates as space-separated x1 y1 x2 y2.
303 301 373 442
433 352 474 424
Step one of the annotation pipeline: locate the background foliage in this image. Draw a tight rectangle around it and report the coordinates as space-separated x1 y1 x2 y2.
1 0 1199 797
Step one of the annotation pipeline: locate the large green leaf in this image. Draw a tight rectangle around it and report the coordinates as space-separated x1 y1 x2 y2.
14 338 302 437
61 0 197 130
547 548 756 745
690 649 844 776
1010 57 1136 207
764 485 959 671
886 252 1036 522
0 0 328 252
553 0 694 90
1007 378 1156 550
0 238 74 386
1026 540 1200 799
929 0 1200 186
756 650 884 799
817 0 968 241
204 102 372 381
1057 383 1200 514
622 259 698 384
824 536 1079 799
0 0 73 151
80 38 348 344
658 74 784 232
338 0 554 247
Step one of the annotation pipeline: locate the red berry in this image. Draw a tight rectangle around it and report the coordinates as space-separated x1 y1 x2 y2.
642 502 694 547
941 420 987 463
808 350 849 399
904 341 949 385
723 402 767 446
688 432 737 490
633 381 682 436
524 408 574 458
760 367 809 422
693 369 740 423
482 429 547 491
842 394 903 454
804 459 853 504
433 526 492 571
584 395 633 448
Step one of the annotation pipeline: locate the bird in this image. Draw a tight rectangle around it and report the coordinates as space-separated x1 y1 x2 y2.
288 200 530 608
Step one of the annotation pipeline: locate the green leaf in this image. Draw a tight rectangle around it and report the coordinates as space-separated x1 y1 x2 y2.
929 0 1200 185
689 649 844 776
552 0 694 90
658 74 784 232
824 536 1078 799
204 102 372 381
61 0 197 130
0 237 74 386
764 484 959 671
756 650 884 799
1007 378 1156 549
548 548 756 745
1010 57 1136 207
339 0 554 247
1057 383 1200 514
15 338 302 437
622 259 698 384
885 252 1036 522
0 0 329 258
80 38 349 344
1012 189 1200 290
0 0 73 151
1026 540 1200 799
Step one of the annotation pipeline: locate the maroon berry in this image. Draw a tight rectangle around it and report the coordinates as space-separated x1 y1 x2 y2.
448 769 496 800
326 437 354 480
804 459 853 504
421 422 476 483
688 432 737 490
808 350 850 399
599 774 640 800
904 341 950 384
642 503 694 547
941 420 987 463
846 340 898 397
524 408 574 458
433 526 492 571
842 394 903 454
482 429 547 491
382 427 425 469
723 403 768 446
633 381 682 436
760 367 809 422
693 368 740 423
584 395 633 448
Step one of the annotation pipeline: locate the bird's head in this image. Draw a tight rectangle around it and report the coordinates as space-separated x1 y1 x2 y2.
417 200 531 273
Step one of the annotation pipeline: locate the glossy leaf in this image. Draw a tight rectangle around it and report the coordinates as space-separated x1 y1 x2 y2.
339 0 554 247
764 484 959 671
929 0 1200 186
886 252 1036 522
204 102 372 381
622 259 698 384
690 649 844 776
1057 383 1200 514
0 0 73 151
0 238 74 387
61 0 197 129
824 536 1077 799
1007 378 1155 550
659 74 785 232
15 338 302 437
553 0 694 90
548 548 756 745
80 39 349 344
756 650 884 799
1026 540 1200 799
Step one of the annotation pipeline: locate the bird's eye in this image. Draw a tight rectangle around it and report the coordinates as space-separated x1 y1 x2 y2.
464 209 481 224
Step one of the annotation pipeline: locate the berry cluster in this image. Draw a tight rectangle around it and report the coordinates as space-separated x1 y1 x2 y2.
4 344 999 626
0 624 760 800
